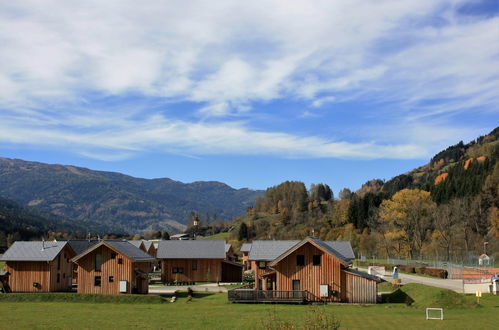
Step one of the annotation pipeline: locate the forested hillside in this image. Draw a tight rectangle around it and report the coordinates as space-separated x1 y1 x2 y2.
229 127 499 262
0 158 262 233
0 196 110 248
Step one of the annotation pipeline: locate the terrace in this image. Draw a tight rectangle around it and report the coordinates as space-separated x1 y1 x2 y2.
227 289 319 304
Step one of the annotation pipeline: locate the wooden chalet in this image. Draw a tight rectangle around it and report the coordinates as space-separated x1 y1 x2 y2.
157 240 242 283
228 237 379 304
71 240 155 294
240 243 252 270
0 241 76 292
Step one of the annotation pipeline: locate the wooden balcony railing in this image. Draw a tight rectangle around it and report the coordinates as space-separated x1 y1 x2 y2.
227 289 317 303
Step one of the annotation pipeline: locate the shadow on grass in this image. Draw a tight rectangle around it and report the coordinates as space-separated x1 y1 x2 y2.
161 291 217 300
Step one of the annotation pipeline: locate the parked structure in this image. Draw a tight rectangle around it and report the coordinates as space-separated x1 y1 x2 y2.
170 233 191 240
71 240 155 294
0 241 76 292
229 237 379 304
157 240 242 283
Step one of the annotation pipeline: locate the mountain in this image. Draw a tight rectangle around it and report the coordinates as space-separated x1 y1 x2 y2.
0 158 263 233
0 196 111 245
374 126 499 202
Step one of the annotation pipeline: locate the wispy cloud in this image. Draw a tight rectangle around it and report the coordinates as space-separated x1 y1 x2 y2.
0 0 497 161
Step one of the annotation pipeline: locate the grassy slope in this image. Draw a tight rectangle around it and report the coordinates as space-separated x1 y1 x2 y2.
197 232 231 241
0 289 497 329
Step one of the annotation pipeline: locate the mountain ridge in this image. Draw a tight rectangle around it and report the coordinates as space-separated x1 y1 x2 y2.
0 157 263 233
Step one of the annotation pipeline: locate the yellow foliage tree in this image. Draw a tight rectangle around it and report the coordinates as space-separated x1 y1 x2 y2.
379 189 436 259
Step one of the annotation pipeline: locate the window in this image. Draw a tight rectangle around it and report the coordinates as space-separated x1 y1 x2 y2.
118 258 123 264
63 273 66 279
313 255 321 266
296 255 305 266
95 253 102 272
109 276 114 282
111 253 116 259
258 261 266 269
56 273 60 283
192 260 197 271
94 276 101 286
57 255 61 270
172 267 184 274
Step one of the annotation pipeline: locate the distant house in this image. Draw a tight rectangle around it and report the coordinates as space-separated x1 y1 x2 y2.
229 237 379 304
240 243 252 270
157 240 242 283
71 241 155 294
0 241 76 292
479 254 490 266
170 233 191 240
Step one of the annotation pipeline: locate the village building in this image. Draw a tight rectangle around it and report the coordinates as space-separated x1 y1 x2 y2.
157 240 242 283
0 241 76 292
71 240 155 294
229 237 379 303
240 243 252 270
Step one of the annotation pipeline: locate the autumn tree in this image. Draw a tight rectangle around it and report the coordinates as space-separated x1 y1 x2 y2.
379 189 436 259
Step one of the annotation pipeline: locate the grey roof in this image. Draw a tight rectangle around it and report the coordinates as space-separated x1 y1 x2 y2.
170 233 190 239
324 241 355 260
240 243 252 253
67 240 99 255
0 241 67 262
306 237 349 264
105 241 155 261
225 243 231 254
157 240 226 259
248 241 299 261
343 268 381 282
248 239 355 262
127 240 145 249
73 241 156 262
143 241 154 251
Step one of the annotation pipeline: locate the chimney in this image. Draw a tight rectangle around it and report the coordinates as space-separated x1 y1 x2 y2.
41 238 45 251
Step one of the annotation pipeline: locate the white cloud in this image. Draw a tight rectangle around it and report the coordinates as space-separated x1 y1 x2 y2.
0 0 497 161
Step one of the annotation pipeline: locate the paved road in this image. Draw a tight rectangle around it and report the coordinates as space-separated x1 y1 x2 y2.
149 283 228 295
358 268 463 293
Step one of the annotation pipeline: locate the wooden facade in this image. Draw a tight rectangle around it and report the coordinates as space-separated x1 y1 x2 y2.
221 261 243 282
73 244 151 294
272 242 343 302
161 259 223 283
5 245 74 292
241 238 379 304
341 270 378 303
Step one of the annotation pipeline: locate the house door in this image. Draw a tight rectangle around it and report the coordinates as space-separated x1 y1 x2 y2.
292 280 300 298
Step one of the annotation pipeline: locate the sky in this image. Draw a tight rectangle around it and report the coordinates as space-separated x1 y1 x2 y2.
0 0 498 193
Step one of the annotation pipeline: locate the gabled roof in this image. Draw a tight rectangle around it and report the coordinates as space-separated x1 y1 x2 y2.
248 240 299 261
323 241 355 260
72 241 156 263
128 240 146 249
0 241 69 262
240 243 252 253
157 240 226 259
268 237 349 267
248 239 355 261
225 243 232 254
67 240 99 255
143 241 154 251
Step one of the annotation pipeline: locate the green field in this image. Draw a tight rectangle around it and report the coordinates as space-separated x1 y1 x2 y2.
0 285 498 329
197 232 231 240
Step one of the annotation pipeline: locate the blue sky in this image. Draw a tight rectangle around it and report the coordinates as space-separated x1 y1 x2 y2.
0 0 497 192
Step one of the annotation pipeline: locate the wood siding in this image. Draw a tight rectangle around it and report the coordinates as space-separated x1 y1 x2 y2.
273 242 343 302
5 245 74 292
221 261 243 282
75 245 150 294
160 259 222 282
342 270 377 304
250 260 272 290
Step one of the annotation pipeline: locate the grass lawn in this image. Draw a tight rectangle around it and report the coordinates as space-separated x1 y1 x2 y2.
197 232 231 241
0 286 498 329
